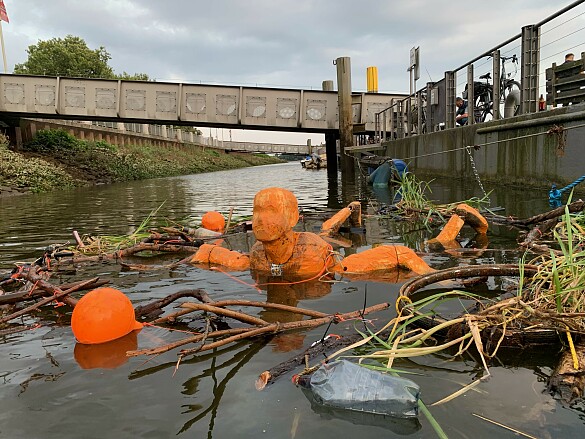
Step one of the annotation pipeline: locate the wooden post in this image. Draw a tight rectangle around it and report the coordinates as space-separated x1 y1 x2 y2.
335 57 355 179
322 80 334 91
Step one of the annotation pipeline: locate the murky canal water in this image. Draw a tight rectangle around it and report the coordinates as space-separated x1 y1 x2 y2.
0 162 582 438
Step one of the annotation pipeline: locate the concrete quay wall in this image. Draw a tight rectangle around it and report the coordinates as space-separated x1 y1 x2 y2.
383 103 585 190
17 118 193 149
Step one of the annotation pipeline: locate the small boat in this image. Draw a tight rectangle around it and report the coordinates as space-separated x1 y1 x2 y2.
301 153 327 170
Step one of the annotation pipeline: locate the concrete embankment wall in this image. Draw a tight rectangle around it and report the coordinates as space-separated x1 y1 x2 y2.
16 118 190 149
383 103 585 190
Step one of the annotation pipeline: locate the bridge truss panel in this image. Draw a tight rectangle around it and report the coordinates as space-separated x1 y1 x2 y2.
59 78 120 118
181 84 240 125
118 81 180 121
0 75 58 114
240 88 301 129
302 90 338 130
361 94 401 130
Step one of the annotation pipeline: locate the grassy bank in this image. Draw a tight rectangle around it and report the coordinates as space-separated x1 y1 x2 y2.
0 129 284 196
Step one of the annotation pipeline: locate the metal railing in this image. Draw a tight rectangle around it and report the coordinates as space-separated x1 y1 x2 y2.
375 0 585 141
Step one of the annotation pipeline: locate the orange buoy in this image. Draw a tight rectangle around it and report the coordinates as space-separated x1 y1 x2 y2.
201 211 226 233
71 287 143 345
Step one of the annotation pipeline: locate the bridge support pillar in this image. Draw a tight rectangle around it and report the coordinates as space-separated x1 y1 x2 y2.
325 132 338 179
13 126 22 150
336 56 355 181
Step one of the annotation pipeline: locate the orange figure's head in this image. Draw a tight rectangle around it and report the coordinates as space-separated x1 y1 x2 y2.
71 287 143 345
201 211 226 233
252 188 299 242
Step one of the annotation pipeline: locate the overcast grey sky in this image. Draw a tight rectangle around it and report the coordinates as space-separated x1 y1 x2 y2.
1 0 582 144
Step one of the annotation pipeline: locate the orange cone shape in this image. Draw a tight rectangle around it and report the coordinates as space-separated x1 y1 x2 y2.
201 211 226 233
71 287 143 345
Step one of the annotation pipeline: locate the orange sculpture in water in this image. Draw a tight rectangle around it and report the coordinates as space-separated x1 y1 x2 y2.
249 188 335 276
190 187 490 278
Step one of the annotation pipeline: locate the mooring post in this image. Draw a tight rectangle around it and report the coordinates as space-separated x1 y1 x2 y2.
322 80 334 91
335 56 355 179
323 79 338 178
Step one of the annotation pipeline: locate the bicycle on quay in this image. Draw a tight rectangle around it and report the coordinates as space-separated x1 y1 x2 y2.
463 54 521 123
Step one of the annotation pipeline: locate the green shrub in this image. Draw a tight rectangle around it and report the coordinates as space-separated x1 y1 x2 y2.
25 129 81 152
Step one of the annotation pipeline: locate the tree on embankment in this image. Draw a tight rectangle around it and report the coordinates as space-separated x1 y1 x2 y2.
13 35 149 80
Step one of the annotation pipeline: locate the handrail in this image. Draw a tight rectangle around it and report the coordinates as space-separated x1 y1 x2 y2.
372 1 585 141
536 0 585 26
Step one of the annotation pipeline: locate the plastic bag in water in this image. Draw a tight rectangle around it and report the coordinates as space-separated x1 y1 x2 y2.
298 360 420 418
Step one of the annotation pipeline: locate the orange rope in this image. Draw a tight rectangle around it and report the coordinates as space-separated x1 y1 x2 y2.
209 267 262 292
27 280 40 296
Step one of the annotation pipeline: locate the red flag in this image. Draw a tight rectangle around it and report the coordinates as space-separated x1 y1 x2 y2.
0 1 9 23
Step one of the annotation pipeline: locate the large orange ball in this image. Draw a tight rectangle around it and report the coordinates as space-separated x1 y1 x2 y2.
201 211 225 232
71 287 143 345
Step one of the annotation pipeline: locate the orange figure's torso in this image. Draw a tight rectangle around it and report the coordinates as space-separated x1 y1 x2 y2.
250 232 336 277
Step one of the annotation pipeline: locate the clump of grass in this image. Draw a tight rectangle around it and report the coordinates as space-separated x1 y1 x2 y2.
75 202 165 254
389 172 490 227
523 204 585 319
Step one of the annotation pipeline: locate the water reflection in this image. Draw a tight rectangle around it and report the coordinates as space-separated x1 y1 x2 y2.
301 388 422 435
74 331 138 369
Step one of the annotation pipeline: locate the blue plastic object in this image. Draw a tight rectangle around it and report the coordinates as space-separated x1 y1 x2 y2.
549 184 562 208
549 174 585 207
367 159 408 187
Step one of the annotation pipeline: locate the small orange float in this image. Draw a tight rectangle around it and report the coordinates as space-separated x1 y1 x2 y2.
201 211 226 233
71 287 143 345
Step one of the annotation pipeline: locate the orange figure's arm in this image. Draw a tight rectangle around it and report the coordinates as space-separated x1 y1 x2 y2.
320 201 362 236
334 245 434 276
189 244 250 271
455 203 488 234
426 214 465 250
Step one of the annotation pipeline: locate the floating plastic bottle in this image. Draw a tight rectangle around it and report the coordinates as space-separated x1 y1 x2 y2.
193 227 222 239
297 359 420 419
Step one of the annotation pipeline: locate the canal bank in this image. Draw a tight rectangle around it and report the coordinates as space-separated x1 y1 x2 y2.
0 129 284 197
380 103 585 192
